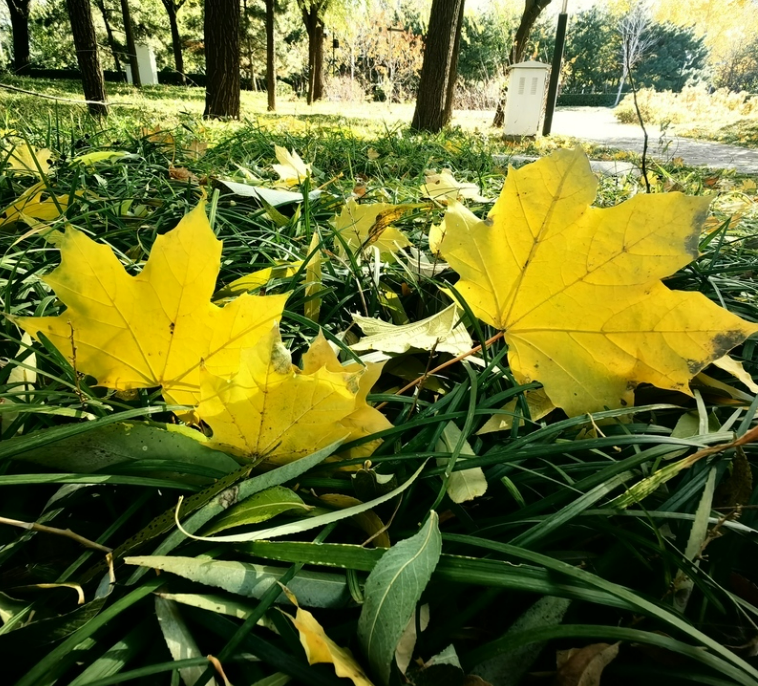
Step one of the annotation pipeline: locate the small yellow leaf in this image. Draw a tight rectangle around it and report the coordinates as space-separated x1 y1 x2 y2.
71 150 129 167
273 145 311 186
6 142 52 176
435 421 487 503
351 303 472 356
367 147 380 160
334 198 412 260
318 493 390 547
439 148 758 416
713 355 758 394
286 605 374 686
0 183 74 228
421 170 488 204
215 261 303 300
477 388 555 434
17 203 288 408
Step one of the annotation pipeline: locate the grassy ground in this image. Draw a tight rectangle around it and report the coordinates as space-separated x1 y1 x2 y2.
1 77 758 686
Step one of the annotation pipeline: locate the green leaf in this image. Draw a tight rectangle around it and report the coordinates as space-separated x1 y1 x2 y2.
13 421 238 480
357 511 442 685
126 557 352 608
203 486 311 535
155 597 217 686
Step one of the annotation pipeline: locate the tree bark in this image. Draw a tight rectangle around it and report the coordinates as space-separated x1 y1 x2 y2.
265 0 276 111
204 0 241 119
120 0 141 87
66 0 108 117
300 0 326 104
6 0 31 76
94 0 124 77
442 0 466 126
411 0 464 132
492 0 553 127
162 1 186 84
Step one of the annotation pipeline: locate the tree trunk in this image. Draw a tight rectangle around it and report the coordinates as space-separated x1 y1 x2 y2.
120 0 141 87
265 0 276 111
301 2 325 105
614 72 626 106
66 0 108 117
411 0 464 132
164 2 186 85
6 0 31 76
204 0 241 119
442 0 465 126
94 0 124 77
492 0 553 127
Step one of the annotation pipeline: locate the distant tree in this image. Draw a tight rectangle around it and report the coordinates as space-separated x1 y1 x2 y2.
615 1 656 105
120 0 141 86
296 0 331 103
93 0 125 77
266 0 276 110
5 0 31 75
159 0 188 84
411 0 466 132
635 23 708 91
457 10 511 84
492 0 553 127
203 0 240 118
65 0 108 117
717 36 758 92
562 7 620 94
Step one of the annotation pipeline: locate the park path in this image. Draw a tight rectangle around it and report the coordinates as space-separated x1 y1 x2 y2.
549 107 758 174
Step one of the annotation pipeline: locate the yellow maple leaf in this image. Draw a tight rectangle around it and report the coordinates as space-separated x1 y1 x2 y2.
273 145 311 186
439 148 758 416
421 169 489 204
285 603 374 686
334 198 412 260
198 327 390 464
5 142 52 176
0 183 74 228
301 332 392 461
16 203 288 407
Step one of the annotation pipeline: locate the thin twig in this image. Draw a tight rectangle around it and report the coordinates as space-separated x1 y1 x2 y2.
376 330 504 410
0 515 112 553
0 82 132 107
624 46 650 193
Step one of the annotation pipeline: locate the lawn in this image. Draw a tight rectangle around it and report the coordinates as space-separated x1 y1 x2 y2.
2 77 758 686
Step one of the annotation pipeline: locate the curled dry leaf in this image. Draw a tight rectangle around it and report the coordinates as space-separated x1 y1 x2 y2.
334 198 413 260
477 388 555 435
16 203 288 409
554 642 619 686
439 148 758 416
5 142 52 176
421 169 489 204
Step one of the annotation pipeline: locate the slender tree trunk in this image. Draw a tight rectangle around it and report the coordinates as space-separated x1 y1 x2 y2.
614 72 626 106
313 25 325 100
411 0 464 132
94 0 124 76
66 0 108 117
204 0 241 119
120 0 141 87
442 0 465 126
265 0 276 111
165 2 186 84
301 2 325 104
492 0 553 127
6 0 31 76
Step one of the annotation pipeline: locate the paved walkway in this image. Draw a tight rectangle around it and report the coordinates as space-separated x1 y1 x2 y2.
549 107 758 174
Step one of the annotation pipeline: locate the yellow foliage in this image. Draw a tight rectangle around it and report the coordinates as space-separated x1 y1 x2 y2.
273 145 311 186
198 328 390 464
16 203 288 408
0 183 75 228
5 142 52 176
438 149 758 416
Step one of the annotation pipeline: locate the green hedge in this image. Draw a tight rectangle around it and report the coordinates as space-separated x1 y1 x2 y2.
557 92 619 107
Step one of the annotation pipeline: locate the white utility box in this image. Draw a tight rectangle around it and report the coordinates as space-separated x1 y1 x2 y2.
503 60 550 137
125 44 159 85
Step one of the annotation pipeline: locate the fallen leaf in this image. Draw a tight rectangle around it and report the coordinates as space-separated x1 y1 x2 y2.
318 493 390 547
187 140 208 159
71 150 129 167
215 261 303 300
305 232 323 322
17 202 288 408
367 148 380 160
712 355 758 393
141 126 175 148
554 642 619 686
435 421 487 503
438 148 758 416
0 183 76 228
351 304 472 356
395 605 430 674
169 165 197 182
285 601 375 686
273 145 311 186
5 142 52 176
421 170 489 204
198 327 391 464
477 388 555 434
334 199 413 260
